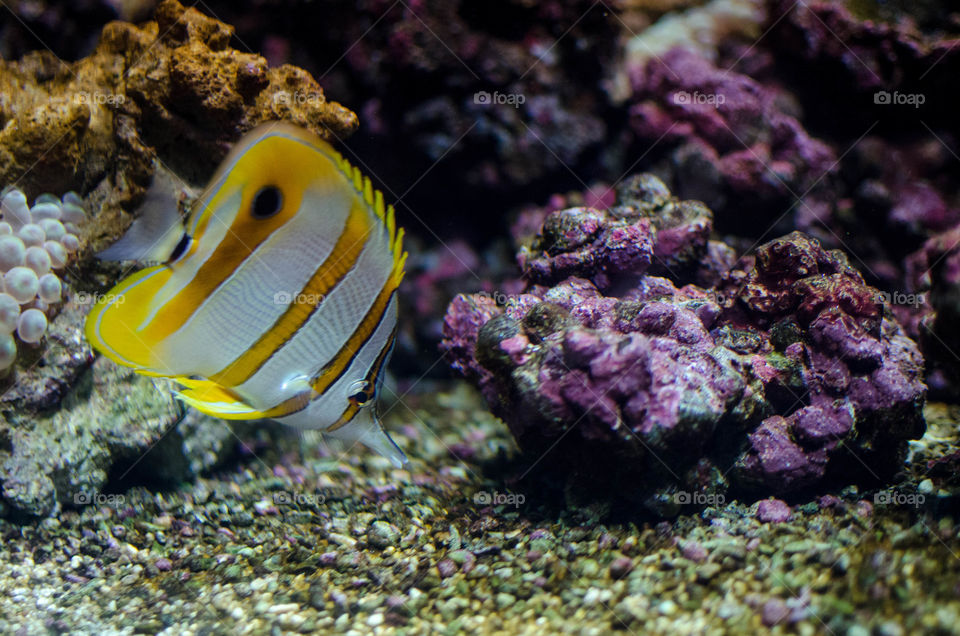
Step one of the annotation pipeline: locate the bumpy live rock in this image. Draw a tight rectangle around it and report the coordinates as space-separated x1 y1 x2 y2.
0 0 356 249
442 175 926 512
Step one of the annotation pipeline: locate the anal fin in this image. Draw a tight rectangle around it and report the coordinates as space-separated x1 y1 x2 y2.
325 409 408 468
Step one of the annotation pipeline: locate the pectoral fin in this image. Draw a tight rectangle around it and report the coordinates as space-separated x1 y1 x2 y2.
98 167 193 264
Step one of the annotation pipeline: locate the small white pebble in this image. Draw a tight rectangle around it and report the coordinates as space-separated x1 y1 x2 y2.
4 267 39 304
658 600 678 616
17 308 47 343
0 222 11 235
17 224 45 248
0 333 15 370
1 190 31 229
37 274 61 303
44 241 67 269
24 246 51 276
64 223 81 235
30 203 62 221
38 218 65 241
0 235 26 270
0 293 20 334
63 191 83 206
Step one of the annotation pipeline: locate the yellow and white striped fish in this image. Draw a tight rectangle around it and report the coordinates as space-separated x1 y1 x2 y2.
84 123 409 466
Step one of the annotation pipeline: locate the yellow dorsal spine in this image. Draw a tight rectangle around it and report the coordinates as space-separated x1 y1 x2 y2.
328 150 406 283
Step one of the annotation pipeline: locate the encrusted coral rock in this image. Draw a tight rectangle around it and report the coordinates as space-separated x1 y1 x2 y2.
0 0 357 234
769 0 960 96
517 174 716 287
0 348 242 518
721 232 925 492
442 178 926 512
903 224 960 397
628 48 837 237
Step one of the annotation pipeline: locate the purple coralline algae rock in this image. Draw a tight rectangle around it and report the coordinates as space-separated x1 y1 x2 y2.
442 176 926 513
516 173 725 289
769 0 960 95
851 137 960 241
904 225 960 397
628 48 837 236
757 498 792 523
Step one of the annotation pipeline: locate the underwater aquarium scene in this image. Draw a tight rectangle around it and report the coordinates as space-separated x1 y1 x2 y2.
1 0 960 633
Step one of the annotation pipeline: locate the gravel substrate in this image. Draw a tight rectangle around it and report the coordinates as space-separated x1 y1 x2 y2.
1 383 958 635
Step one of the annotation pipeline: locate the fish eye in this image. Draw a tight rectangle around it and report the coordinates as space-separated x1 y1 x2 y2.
251 186 283 219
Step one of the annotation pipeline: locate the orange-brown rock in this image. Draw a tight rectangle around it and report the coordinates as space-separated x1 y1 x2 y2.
0 0 357 253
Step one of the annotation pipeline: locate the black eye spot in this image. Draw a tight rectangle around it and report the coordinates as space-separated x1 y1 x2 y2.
349 382 373 405
251 186 282 219
169 232 191 261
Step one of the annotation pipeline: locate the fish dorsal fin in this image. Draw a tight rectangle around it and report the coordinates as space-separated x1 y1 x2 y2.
329 148 407 288
98 166 195 263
